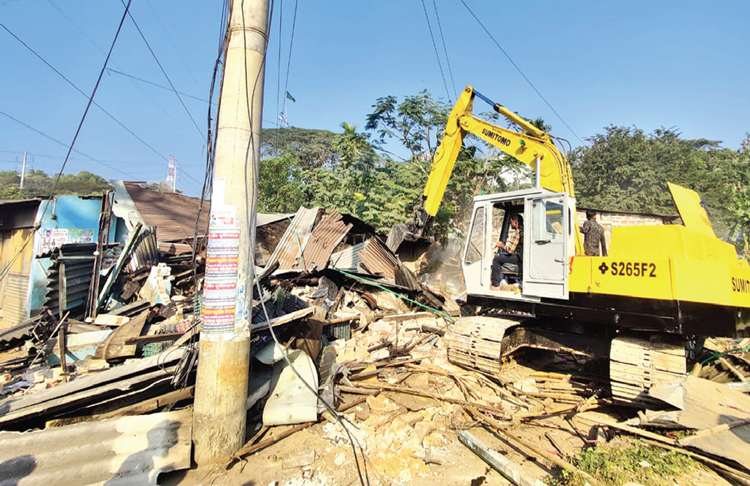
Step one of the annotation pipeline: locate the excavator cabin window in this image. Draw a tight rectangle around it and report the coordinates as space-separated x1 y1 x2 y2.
493 200 524 252
465 206 485 265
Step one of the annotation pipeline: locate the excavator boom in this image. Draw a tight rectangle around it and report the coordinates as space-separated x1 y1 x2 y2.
391 86 581 254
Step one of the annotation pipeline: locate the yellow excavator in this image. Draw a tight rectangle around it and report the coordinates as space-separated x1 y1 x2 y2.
398 86 750 403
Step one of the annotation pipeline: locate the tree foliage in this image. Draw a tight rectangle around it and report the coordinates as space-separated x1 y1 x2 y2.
258 92 511 236
257 93 749 246
570 126 744 240
0 170 111 199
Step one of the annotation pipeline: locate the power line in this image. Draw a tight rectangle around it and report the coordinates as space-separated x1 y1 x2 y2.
458 0 586 146
45 0 133 204
431 0 457 100
0 21 172 163
275 0 283 128
47 0 183 124
281 0 299 121
143 0 204 93
177 165 203 186
105 68 210 103
122 2 206 141
0 110 138 179
0 0 134 283
420 0 452 103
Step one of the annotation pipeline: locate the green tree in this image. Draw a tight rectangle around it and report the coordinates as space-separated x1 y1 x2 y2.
258 154 306 213
261 127 340 170
0 170 111 199
569 126 734 236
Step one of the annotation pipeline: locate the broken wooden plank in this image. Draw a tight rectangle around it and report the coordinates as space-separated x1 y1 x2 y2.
355 381 510 420
641 438 750 483
0 348 183 418
458 430 545 486
718 357 747 382
97 386 194 419
95 307 152 360
575 413 678 445
125 332 184 345
466 406 601 485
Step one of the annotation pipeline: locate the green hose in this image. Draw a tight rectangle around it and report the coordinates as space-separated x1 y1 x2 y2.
330 267 456 323
699 346 750 366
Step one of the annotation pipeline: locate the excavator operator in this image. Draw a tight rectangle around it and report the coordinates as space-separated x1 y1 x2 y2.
491 214 523 290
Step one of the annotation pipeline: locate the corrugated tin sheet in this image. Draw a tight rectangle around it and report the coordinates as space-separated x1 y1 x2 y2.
258 213 293 226
266 207 319 273
0 199 41 230
123 182 210 242
118 182 291 243
45 244 97 319
329 242 367 273
0 408 191 486
129 229 159 271
299 210 352 272
0 314 43 350
5 273 30 327
357 238 400 280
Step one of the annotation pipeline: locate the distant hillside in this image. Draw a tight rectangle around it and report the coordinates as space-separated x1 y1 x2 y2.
0 170 112 200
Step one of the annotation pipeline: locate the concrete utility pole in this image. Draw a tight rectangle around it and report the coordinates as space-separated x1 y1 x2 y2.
193 0 269 464
19 151 27 189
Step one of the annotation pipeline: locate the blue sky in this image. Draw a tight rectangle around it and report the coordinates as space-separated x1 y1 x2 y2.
1 0 748 196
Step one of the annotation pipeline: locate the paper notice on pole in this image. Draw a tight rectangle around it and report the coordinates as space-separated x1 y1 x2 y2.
201 204 245 339
212 177 226 207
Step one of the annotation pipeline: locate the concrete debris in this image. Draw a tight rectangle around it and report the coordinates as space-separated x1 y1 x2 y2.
4 197 750 486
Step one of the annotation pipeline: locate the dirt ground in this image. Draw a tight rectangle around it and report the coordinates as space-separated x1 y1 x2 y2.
161 410 732 486
163 422 532 486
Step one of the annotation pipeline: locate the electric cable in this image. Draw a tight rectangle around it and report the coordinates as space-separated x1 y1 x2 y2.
105 68 210 103
0 1 133 282
420 0 452 103
431 0 457 100
121 2 206 141
275 0 283 127
176 166 204 186
458 0 587 147
0 111 138 179
46 0 177 121
143 0 204 93
0 21 173 164
281 0 299 125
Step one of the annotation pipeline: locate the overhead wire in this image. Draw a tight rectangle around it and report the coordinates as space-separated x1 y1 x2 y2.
46 0 177 121
458 0 587 147
143 0 204 93
281 0 299 123
0 21 172 164
121 2 206 142
420 0 452 103
431 0 457 100
105 68 211 103
0 0 133 282
275 0 283 127
0 111 138 179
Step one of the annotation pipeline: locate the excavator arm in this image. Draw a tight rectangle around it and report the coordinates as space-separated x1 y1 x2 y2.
395 86 582 255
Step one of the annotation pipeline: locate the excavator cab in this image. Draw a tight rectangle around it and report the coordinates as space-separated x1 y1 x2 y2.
463 187 575 302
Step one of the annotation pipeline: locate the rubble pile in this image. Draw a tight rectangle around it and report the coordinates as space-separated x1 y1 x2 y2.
2 200 750 486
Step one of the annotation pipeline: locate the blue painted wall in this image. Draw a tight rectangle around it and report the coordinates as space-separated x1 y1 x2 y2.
29 196 104 313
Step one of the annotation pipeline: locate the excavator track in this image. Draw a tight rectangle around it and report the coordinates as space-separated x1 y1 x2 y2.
609 335 690 407
446 318 694 408
444 317 519 375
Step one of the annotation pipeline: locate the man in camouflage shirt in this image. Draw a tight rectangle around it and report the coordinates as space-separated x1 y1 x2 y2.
581 209 607 256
